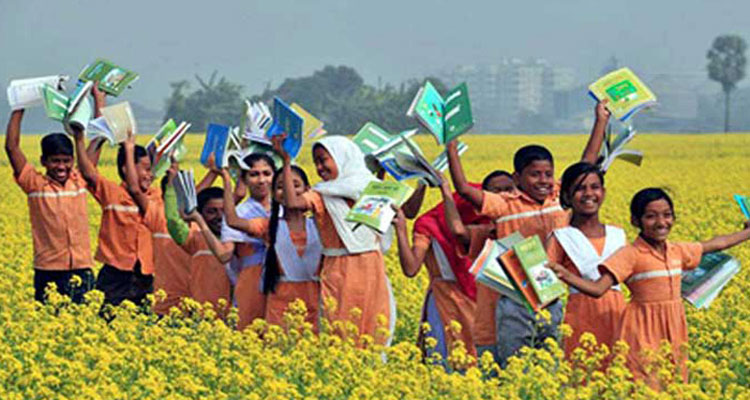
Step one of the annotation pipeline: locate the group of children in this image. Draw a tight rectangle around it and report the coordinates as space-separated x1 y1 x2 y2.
7 85 750 386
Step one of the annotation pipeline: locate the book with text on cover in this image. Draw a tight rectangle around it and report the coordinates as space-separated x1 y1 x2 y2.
345 181 414 234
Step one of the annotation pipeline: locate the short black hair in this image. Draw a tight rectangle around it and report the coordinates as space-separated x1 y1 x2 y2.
242 153 276 172
41 133 73 159
116 144 149 182
630 188 674 223
513 145 553 173
481 170 512 190
560 162 605 209
197 187 224 213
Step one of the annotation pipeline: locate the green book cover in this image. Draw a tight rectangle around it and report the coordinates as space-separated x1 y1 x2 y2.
410 81 445 141
443 82 474 143
41 84 69 121
353 122 394 154
345 181 414 233
78 58 139 97
512 235 566 306
681 252 733 295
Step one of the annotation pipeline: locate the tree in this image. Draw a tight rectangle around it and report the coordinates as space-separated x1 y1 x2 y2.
163 71 244 130
707 35 747 132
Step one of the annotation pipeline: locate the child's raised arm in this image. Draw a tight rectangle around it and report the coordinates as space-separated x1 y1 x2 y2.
70 123 98 189
439 176 471 250
220 169 256 233
123 134 149 215
196 153 220 194
581 100 610 164
4 110 27 177
402 182 426 219
92 82 106 118
185 209 235 264
446 140 483 208
700 221 750 253
393 207 428 277
274 135 309 210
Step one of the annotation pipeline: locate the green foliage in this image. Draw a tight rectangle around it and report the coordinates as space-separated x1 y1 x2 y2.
707 34 747 132
163 71 244 130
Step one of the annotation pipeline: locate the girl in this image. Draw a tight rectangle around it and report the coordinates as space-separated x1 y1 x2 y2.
223 165 322 330
545 162 626 361
549 188 750 385
277 135 395 345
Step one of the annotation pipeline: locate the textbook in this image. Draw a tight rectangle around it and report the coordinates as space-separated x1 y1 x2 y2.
430 141 469 173
598 123 643 172
78 58 139 97
201 123 242 169
512 235 566 307
7 75 69 110
381 135 444 187
147 119 191 178
265 97 304 159
41 82 93 132
353 122 416 172
589 67 657 122
89 101 137 145
499 248 543 313
406 81 473 144
682 252 740 309
173 169 198 215
291 103 326 138
241 100 273 144
233 142 284 171
345 181 415 234
470 233 527 306
734 194 750 219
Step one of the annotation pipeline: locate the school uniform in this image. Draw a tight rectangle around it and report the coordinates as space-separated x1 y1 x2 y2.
14 164 94 302
546 226 627 361
477 184 570 366
600 237 703 385
183 224 232 319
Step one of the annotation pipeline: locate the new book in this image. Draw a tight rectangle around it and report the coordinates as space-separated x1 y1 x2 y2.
7 75 69 110
381 135 444 187
406 80 473 144
88 101 137 145
147 119 191 178
241 100 273 144
291 103 326 138
345 181 414 234
265 97 304 159
512 235 566 307
469 233 527 307
353 122 419 172
498 248 543 313
173 169 198 215
734 194 750 219
598 123 644 172
589 67 657 122
41 81 94 132
78 58 139 97
201 123 242 169
682 252 741 309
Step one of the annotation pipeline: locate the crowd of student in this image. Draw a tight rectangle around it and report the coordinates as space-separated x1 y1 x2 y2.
6 86 750 388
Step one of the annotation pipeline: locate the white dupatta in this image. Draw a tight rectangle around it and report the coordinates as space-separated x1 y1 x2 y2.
553 225 625 294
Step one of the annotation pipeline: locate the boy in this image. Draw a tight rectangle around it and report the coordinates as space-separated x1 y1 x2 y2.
446 102 609 366
5 87 106 303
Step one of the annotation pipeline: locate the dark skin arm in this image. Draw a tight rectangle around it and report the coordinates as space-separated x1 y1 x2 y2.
196 153 220 193
233 178 247 205
274 135 309 210
548 262 617 298
580 100 610 164
402 182 426 219
446 139 483 208
393 207 427 277
439 175 470 248
122 133 149 215
184 210 236 264
701 221 750 253
221 169 254 233
5 110 27 177
69 123 98 189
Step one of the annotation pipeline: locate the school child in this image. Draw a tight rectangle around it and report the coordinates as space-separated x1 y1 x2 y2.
73 127 155 308
5 87 106 303
199 153 276 330
549 188 750 385
278 135 396 344
223 165 322 329
445 101 608 366
545 162 626 361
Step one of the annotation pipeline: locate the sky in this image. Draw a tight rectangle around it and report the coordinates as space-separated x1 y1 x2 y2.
2 0 750 110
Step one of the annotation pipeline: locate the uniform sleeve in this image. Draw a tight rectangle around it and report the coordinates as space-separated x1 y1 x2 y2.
164 185 190 245
676 241 704 271
246 218 270 242
13 163 41 194
182 224 202 255
480 190 510 220
301 190 325 216
142 198 164 232
90 173 117 205
545 235 567 265
599 246 637 283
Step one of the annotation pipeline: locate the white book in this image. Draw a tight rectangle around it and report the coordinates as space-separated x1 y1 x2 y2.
173 169 198 214
100 102 137 144
7 75 69 110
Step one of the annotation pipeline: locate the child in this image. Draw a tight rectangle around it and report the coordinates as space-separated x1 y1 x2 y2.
73 127 155 308
446 101 608 366
5 88 106 303
223 165 322 329
279 135 395 345
545 162 626 361
549 188 750 385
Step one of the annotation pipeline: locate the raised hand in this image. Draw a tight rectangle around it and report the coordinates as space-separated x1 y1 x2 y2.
272 133 290 164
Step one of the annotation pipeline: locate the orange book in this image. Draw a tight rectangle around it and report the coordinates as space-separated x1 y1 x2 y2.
499 249 542 313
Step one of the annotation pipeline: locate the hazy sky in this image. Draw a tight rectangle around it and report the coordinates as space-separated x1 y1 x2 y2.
3 0 750 109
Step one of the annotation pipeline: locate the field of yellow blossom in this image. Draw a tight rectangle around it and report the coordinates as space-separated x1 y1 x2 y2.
1 132 750 399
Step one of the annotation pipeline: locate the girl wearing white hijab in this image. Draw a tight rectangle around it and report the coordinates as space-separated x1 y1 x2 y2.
275 135 396 345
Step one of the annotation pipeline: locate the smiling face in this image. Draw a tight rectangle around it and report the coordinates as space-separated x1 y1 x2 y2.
633 199 674 243
313 145 338 181
119 155 153 192
201 198 225 236
242 159 274 202
568 172 605 217
42 154 74 185
514 160 554 203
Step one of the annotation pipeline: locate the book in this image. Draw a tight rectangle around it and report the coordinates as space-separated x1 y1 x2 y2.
353 122 419 172
7 75 69 110
147 120 191 178
430 141 469 173
598 123 643 172
345 181 415 234
498 248 543 313
469 233 527 306
380 134 444 187
173 169 198 215
227 143 283 172
95 102 137 144
78 58 139 97
241 100 273 144
588 67 657 122
406 81 473 144
40 82 93 132
291 103 326 138
512 235 566 307
682 252 741 308
201 123 231 169
734 194 750 219
265 97 304 159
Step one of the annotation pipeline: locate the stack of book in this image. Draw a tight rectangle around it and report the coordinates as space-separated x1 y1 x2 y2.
200 123 243 169
681 252 741 309
173 169 198 215
147 119 191 178
41 81 94 132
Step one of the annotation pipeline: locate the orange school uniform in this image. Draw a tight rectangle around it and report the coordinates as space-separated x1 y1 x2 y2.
600 237 703 384
181 224 231 319
302 190 393 344
14 164 93 270
474 185 570 347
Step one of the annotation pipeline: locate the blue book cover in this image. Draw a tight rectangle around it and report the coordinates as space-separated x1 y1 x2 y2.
266 97 303 159
201 123 230 168
735 194 750 219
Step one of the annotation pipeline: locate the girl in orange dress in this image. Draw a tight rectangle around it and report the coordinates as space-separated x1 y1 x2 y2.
545 162 626 362
549 188 750 386
276 135 395 345
223 165 322 330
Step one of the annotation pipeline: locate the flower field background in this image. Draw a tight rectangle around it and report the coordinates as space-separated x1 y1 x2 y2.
2 133 750 399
